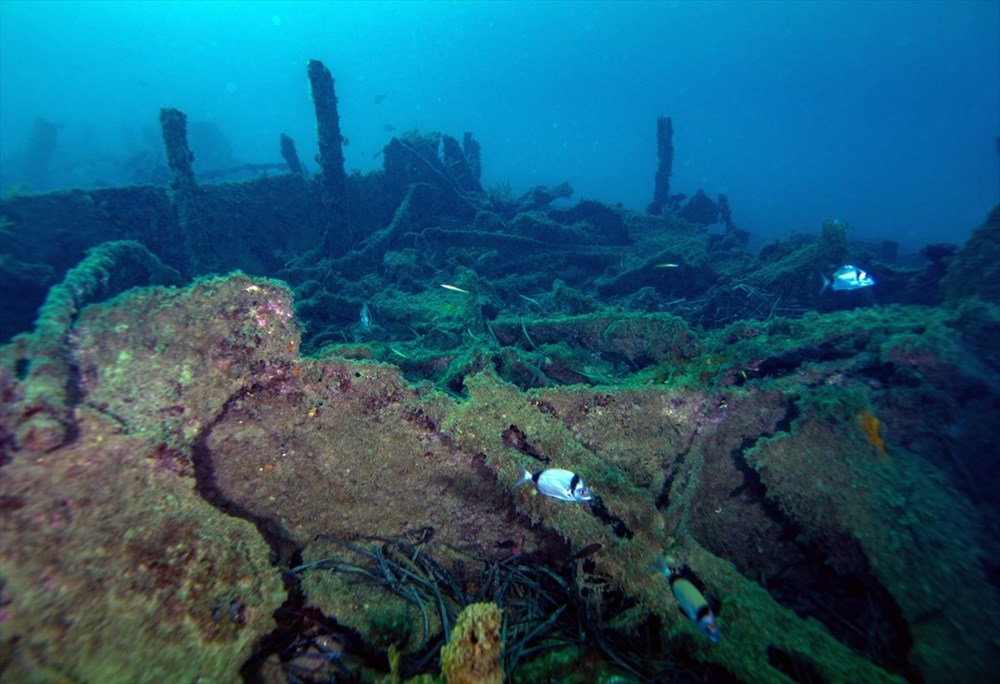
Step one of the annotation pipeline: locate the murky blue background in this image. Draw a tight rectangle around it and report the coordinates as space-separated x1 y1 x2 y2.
1 0 997 251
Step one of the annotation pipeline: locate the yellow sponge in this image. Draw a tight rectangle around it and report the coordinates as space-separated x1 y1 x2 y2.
440 602 504 684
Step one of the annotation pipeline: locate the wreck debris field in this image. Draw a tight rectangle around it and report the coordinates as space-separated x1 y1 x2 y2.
1 3 999 684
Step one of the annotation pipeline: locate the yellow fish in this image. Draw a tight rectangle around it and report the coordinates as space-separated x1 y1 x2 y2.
653 554 720 643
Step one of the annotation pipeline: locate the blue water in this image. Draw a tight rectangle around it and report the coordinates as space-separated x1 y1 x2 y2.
1 0 997 252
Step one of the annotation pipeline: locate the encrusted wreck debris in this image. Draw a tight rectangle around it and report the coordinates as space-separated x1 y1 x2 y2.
307 58 351 255
1 59 999 684
648 114 675 215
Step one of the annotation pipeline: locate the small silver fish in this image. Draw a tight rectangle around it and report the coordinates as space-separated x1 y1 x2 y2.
515 465 593 503
653 554 721 643
821 264 875 293
359 302 372 330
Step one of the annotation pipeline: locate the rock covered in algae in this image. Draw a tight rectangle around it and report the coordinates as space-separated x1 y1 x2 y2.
0 402 285 684
0 271 297 682
440 602 504 684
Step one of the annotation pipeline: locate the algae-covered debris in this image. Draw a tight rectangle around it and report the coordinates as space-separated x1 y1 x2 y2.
8 240 182 453
942 203 1000 305
2 216 999 684
3 264 999 682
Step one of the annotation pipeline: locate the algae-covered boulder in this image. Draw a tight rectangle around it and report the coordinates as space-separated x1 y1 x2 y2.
0 271 298 683
942 203 1000 304
0 410 284 684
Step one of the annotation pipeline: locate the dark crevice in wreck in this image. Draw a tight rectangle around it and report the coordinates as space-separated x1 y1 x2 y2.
501 423 549 463
654 447 688 511
191 384 301 565
732 342 863 386
767 646 828 684
239 595 389 684
655 398 705 512
189 384 369 682
856 361 904 386
771 398 800 435
588 496 635 539
82 400 131 433
727 444 917 679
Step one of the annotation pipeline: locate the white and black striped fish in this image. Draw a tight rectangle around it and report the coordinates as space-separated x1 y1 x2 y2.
821 264 875 293
515 465 593 503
